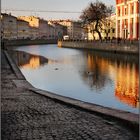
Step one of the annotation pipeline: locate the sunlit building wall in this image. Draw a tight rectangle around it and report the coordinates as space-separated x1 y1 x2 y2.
87 14 116 40
116 0 139 40
18 16 53 39
1 13 17 40
18 16 39 27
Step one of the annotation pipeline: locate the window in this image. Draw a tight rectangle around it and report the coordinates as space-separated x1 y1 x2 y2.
112 28 115 33
124 7 128 15
131 5 134 14
118 8 120 16
131 18 133 35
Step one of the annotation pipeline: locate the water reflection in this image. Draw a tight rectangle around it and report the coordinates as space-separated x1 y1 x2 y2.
11 51 48 69
85 51 139 108
114 63 139 108
81 54 112 90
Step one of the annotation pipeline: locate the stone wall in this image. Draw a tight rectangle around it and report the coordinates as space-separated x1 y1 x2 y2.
58 40 139 55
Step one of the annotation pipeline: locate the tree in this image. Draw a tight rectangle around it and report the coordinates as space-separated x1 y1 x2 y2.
80 1 114 41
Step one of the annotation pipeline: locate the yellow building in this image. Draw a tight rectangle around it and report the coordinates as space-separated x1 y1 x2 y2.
87 14 116 40
18 16 57 39
18 16 39 27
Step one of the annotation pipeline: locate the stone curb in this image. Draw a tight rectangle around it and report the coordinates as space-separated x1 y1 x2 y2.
29 88 139 130
4 50 26 80
4 50 139 131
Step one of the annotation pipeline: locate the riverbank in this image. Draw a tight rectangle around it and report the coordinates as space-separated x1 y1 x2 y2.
1 49 139 140
58 40 139 55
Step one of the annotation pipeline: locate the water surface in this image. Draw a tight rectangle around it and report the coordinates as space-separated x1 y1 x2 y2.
12 44 139 114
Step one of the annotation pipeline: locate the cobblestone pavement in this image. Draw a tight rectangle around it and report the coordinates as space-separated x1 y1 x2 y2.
1 51 139 140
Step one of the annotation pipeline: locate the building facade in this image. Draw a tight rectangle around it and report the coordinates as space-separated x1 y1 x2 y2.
38 19 49 39
30 27 39 39
18 16 59 39
18 16 39 28
69 21 83 39
87 14 116 40
1 13 17 40
50 20 86 40
116 0 139 40
17 19 30 39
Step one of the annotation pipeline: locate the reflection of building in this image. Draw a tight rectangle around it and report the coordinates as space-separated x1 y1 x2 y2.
115 63 139 107
116 0 139 40
22 57 41 69
85 52 139 108
82 54 111 89
1 13 17 40
14 51 48 69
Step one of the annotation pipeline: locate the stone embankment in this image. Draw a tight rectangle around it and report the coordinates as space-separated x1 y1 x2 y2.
58 40 139 54
1 50 139 140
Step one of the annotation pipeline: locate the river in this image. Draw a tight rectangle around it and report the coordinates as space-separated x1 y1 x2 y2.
11 44 139 114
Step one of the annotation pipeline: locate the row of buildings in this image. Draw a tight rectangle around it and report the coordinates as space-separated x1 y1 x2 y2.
1 0 139 41
1 13 86 40
1 13 67 40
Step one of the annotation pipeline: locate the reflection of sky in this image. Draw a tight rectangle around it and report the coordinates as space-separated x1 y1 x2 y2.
14 44 139 114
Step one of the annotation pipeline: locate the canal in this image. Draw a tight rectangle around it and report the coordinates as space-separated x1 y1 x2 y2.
11 44 139 114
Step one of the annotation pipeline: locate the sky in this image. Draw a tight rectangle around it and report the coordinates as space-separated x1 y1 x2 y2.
2 0 116 20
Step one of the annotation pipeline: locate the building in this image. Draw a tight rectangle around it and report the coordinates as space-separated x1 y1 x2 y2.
17 19 30 39
48 24 55 39
18 16 39 27
1 13 17 40
69 21 84 39
103 14 116 40
87 14 116 40
49 21 67 39
50 20 86 40
116 0 139 40
30 26 39 39
18 16 59 39
38 18 49 39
